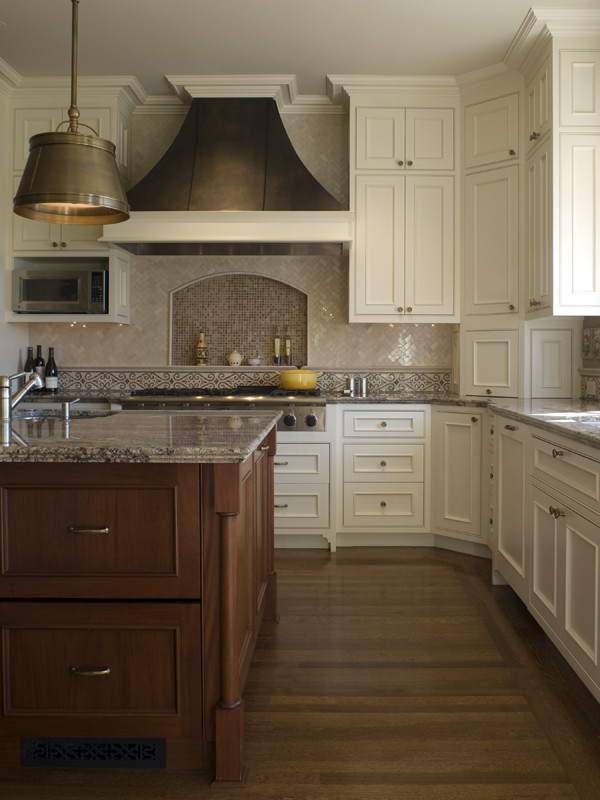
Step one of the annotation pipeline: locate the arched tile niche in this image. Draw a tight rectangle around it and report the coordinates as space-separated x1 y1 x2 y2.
170 273 308 367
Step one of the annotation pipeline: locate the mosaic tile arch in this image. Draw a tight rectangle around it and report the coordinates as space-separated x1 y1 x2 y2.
170 272 308 368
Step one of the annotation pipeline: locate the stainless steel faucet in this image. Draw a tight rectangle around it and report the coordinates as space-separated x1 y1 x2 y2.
0 372 44 423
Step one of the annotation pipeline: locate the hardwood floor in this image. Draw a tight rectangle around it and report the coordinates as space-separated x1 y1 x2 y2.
2 547 599 799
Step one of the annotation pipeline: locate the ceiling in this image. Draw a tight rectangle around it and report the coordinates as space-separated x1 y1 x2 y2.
0 0 597 101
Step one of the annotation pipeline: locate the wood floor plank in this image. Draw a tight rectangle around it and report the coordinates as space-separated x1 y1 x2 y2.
1 547 599 800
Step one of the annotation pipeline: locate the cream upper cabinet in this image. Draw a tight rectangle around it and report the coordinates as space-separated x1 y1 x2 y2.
526 135 552 314
355 107 454 170
352 173 454 321
464 93 519 168
558 50 600 127
526 56 552 153
464 165 519 316
462 328 520 397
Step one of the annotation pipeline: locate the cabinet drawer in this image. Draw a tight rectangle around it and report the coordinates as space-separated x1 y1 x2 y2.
343 409 426 438
0 602 202 732
0 463 201 598
274 443 329 482
531 437 600 514
344 444 424 482
274 484 329 528
343 483 424 527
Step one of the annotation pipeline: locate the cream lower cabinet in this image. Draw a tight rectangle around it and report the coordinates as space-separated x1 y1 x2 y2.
494 418 529 602
432 409 483 542
340 406 427 532
274 441 332 548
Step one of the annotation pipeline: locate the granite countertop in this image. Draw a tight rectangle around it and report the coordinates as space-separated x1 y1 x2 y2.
0 409 279 464
487 398 600 449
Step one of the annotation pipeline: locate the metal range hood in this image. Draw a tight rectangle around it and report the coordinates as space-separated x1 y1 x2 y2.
104 98 353 255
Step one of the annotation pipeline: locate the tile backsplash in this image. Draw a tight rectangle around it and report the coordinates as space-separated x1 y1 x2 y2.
28 254 452 370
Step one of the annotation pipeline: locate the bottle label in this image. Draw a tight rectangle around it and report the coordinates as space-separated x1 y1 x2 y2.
45 376 58 389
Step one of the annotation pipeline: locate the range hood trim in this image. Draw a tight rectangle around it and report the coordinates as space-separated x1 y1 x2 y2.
102 210 354 245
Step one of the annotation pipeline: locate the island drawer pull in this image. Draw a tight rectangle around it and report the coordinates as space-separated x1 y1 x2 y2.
274 461 289 466
67 526 110 535
552 449 564 458
70 666 112 677
260 444 270 450
274 503 289 509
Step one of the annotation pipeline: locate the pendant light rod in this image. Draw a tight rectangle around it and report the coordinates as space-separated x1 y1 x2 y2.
68 0 80 132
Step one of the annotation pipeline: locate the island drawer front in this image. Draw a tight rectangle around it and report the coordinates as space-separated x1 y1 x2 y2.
0 602 202 736
0 463 201 599
343 483 424 527
343 444 424 482
531 436 600 514
274 444 330 482
343 409 426 438
274 484 329 528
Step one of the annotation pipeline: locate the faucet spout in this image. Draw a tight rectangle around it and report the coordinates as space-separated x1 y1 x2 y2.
0 372 44 422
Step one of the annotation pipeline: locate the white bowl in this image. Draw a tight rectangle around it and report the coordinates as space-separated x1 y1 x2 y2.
248 358 261 366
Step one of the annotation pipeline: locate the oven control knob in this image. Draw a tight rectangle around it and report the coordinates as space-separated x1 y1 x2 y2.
283 413 297 428
305 413 318 427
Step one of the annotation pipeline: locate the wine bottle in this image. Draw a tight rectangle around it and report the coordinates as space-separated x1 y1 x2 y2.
34 345 45 391
195 332 208 366
23 346 34 373
45 347 58 394
283 331 292 365
273 332 282 365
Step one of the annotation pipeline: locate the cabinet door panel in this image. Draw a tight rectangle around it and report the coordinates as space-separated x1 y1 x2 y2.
463 329 519 397
355 108 405 169
530 484 561 634
556 134 600 314
564 517 599 668
559 50 600 126
344 444 424 482
464 166 519 315
274 444 329 482
274 485 329 528
526 136 552 312
527 56 551 152
405 176 454 315
405 108 454 170
343 483 424 527
343 409 426 438
496 423 528 601
464 94 519 168
354 175 404 314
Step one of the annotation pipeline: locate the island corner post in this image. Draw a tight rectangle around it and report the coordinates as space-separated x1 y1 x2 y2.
210 428 278 787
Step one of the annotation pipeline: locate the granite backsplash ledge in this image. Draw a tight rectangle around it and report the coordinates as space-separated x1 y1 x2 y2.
55 366 451 399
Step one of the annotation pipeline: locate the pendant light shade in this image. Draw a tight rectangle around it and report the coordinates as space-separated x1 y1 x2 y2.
13 0 129 226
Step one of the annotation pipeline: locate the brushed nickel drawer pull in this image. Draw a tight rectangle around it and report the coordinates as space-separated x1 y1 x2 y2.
504 424 516 431
274 503 289 509
380 421 388 428
260 444 269 450
471 417 478 423
274 461 289 466
549 505 565 519
67 526 110 535
70 666 112 677
380 501 387 508
552 449 564 458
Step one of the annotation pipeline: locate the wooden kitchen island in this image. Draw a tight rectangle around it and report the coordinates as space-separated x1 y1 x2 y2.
0 409 278 786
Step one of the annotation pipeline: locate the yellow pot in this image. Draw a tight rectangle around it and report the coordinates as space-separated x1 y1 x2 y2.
276 369 323 390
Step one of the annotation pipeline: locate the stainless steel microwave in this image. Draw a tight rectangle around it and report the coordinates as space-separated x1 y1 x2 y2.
12 266 108 314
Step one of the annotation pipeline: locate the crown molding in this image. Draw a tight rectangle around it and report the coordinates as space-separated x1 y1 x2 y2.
505 8 600 72
456 62 523 97
164 75 346 115
0 57 21 96
326 75 459 108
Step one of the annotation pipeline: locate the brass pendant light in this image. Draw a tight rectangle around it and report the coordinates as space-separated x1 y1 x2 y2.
13 0 130 225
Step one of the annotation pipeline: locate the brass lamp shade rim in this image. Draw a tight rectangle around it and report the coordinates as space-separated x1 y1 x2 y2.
14 129 130 226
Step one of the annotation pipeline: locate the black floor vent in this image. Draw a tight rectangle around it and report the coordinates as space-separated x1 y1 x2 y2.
22 737 166 768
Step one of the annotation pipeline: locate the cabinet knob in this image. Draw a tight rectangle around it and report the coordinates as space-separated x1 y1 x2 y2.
406 160 413 166
406 306 412 312
380 501 387 508
504 424 516 431
61 241 67 248
509 149 516 155
548 505 565 519
471 416 478 423
486 389 492 395
552 449 564 458
397 160 404 166
529 298 540 307
530 131 540 141
380 421 388 428
380 460 387 467
52 241 59 248
397 306 403 312
509 304 515 311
